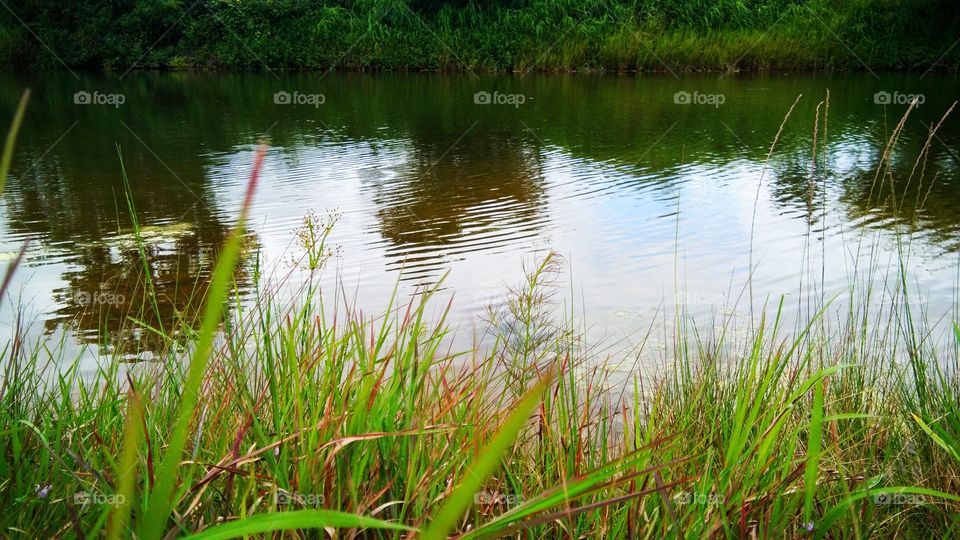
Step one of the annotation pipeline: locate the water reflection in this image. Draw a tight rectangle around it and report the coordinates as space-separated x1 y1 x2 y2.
3 132 256 354
0 71 957 356
46 226 256 357
371 130 547 281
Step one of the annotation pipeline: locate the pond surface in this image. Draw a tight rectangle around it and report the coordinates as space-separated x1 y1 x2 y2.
1 72 959 361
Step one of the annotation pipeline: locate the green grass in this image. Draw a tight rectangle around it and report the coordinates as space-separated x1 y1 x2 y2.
2 95 960 538
4 238 960 538
2 0 959 72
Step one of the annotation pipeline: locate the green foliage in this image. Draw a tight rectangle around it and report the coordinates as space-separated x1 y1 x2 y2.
179 510 416 539
2 0 959 71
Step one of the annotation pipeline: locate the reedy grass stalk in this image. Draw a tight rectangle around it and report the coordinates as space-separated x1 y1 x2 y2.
0 90 28 306
135 145 268 540
0 90 27 198
117 147 165 342
106 387 142 540
422 371 552 540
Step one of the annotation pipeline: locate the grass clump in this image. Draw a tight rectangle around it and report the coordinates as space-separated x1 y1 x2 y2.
2 1 959 72
3 231 960 538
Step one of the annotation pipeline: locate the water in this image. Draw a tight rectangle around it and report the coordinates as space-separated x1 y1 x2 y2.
1 72 958 362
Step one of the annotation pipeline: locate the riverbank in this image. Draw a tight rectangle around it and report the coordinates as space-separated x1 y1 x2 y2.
2 1 959 73
2 247 960 537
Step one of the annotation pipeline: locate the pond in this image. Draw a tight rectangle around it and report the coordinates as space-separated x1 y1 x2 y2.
1 72 958 363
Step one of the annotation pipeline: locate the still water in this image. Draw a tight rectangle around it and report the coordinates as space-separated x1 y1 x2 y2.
1 72 958 362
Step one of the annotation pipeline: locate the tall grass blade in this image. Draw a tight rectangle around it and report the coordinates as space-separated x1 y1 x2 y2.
0 242 27 308
138 144 267 539
0 90 29 308
181 510 415 540
814 485 960 538
912 414 960 462
421 372 552 540
804 379 824 523
107 388 144 540
0 90 28 197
